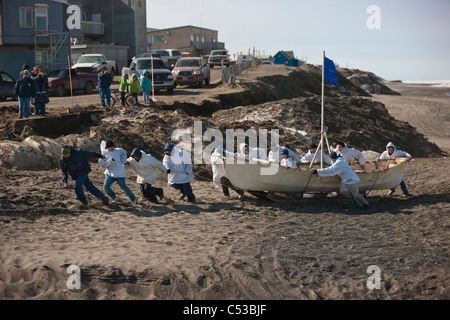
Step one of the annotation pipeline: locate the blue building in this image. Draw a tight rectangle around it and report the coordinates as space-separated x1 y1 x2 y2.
274 50 301 67
0 0 70 78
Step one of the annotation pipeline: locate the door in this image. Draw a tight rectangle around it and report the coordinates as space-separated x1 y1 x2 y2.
69 69 81 89
0 71 16 97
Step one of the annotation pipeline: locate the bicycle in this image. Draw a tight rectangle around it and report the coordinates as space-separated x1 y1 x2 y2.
111 89 137 107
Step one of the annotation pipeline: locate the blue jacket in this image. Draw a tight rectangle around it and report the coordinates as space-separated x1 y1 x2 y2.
98 72 112 88
14 77 36 98
60 147 104 183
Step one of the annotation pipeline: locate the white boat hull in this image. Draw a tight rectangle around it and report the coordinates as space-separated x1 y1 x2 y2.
223 158 407 194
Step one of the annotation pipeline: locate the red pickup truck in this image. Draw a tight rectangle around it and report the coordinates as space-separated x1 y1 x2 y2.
47 69 98 97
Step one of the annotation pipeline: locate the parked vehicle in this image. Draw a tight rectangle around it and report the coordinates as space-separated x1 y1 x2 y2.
172 57 211 88
122 57 174 94
260 60 274 65
47 69 98 97
236 54 253 63
72 54 117 74
133 53 161 59
208 50 230 68
0 70 16 100
147 49 182 69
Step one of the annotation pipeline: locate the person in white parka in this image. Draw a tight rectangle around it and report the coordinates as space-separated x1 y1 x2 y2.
280 148 297 168
377 142 412 196
98 140 137 204
335 142 365 169
127 148 167 203
268 145 301 164
211 145 245 198
313 152 370 208
239 143 267 161
163 142 196 203
301 143 332 166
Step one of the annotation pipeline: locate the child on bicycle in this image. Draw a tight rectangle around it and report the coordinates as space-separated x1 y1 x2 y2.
119 74 131 106
129 73 141 104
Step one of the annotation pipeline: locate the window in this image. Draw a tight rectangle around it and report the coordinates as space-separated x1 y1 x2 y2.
1 72 14 83
92 13 101 23
35 4 48 31
35 50 47 65
19 7 33 28
202 36 205 43
190 35 194 42
150 36 164 43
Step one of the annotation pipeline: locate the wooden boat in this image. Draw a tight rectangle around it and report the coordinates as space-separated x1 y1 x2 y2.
223 157 408 195
223 52 409 196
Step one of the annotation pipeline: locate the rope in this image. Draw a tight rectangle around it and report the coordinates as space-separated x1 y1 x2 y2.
300 171 315 195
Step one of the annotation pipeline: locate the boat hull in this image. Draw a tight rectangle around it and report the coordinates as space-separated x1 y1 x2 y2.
223 158 407 194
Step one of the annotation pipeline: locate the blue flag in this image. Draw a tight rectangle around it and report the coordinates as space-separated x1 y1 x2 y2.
324 57 338 86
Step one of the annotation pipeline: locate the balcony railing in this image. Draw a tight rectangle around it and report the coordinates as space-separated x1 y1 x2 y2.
82 21 104 36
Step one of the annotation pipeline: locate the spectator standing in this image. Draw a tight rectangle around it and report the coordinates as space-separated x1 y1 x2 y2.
98 67 112 107
129 73 141 104
140 70 152 104
119 74 130 106
31 66 49 116
14 70 35 118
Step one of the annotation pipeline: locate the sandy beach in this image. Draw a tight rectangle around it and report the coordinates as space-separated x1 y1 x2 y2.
0 68 449 302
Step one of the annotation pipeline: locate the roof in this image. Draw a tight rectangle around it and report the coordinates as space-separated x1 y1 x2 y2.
276 51 295 59
147 25 218 33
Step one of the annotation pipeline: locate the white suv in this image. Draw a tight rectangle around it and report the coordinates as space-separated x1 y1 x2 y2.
208 50 230 68
147 49 182 68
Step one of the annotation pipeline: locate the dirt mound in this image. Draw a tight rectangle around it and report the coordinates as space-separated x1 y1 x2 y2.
338 68 400 95
211 95 442 157
0 64 443 174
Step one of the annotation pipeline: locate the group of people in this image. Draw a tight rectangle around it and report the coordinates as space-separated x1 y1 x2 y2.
115 70 153 107
97 68 153 108
14 64 50 118
60 139 411 209
211 141 411 208
60 140 195 206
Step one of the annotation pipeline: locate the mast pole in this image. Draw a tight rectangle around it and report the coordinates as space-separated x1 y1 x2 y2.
320 51 325 169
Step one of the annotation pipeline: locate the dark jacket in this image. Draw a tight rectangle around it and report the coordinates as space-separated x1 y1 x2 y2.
60 147 104 183
98 72 112 89
32 76 50 104
14 77 36 98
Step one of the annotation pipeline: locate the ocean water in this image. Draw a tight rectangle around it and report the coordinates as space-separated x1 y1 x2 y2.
403 80 450 88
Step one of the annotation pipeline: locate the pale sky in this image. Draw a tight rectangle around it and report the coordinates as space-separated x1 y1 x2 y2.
146 0 450 81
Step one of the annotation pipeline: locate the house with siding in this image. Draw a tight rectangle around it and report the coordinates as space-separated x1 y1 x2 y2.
0 0 146 78
0 0 70 78
274 50 302 67
69 0 147 69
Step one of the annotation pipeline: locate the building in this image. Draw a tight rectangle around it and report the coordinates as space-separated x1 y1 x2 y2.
147 25 225 57
274 50 302 67
0 0 146 78
0 0 70 78
69 0 147 71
